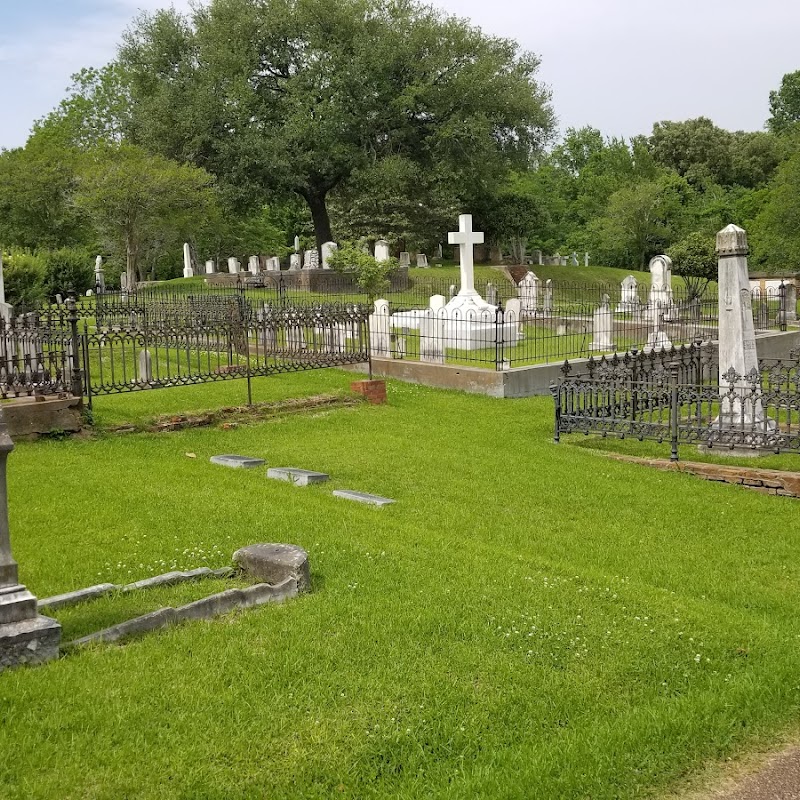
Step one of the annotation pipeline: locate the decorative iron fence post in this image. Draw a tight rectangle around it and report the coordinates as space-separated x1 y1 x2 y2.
495 300 505 371
552 381 561 443
779 281 787 332
669 365 680 462
66 291 83 404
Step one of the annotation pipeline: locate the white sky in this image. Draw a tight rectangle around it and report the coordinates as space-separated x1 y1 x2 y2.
0 0 797 150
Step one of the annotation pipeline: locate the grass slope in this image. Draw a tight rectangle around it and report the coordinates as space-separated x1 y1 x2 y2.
2 373 799 799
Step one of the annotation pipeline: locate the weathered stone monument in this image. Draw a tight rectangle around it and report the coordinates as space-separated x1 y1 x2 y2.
398 252 411 267
0 408 61 670
648 255 673 311
228 257 240 275
205 259 216 275
616 275 639 313
321 242 338 270
518 271 539 317
446 214 491 314
485 282 498 307
569 251 579 267
416 253 429 268
248 255 260 275
94 255 105 293
289 253 301 271
543 280 554 316
183 243 194 279
303 249 319 270
374 240 391 263
591 295 615 351
584 252 590 267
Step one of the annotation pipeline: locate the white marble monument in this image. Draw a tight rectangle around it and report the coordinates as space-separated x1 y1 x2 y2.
374 240 391 263
183 243 194 279
228 257 240 275
248 255 260 275
321 241 338 270
369 299 391 357
616 275 639 313
648 255 673 312
591 295 615 351
94 255 105 292
518 271 539 317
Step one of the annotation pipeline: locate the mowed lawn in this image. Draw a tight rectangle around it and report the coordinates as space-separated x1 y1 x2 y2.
2 370 800 799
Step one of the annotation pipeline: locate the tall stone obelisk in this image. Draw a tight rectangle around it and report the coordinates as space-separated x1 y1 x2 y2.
0 408 61 670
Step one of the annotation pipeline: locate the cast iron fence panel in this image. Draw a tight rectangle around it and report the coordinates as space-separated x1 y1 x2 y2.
552 349 800 459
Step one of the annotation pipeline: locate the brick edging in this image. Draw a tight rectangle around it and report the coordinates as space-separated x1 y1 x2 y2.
603 454 800 497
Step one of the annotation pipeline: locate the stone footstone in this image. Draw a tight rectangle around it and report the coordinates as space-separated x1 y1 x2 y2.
267 468 330 486
233 543 310 593
210 455 266 469
0 615 61 671
332 490 395 507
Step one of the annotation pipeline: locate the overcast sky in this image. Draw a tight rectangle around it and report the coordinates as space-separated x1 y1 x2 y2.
0 0 797 151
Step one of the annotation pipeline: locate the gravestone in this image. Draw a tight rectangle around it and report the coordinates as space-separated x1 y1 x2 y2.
646 304 672 350
267 468 329 487
446 214 492 312
94 255 105 292
648 255 673 311
569 252 579 267
85 289 93 297
374 240 390 263
398 252 411 267
321 241 338 270
543 279 554 315
436 243 443 260
294 235 300 253
183 243 194 279
205 260 216 275
786 283 797 322
137 349 152 384
289 253 301 271
55 293 63 306
416 253 429 268
486 282 498 306
420 309 445 363
233 543 310 593
266 257 281 272
369 299 391 357
449 284 456 300
228 257 240 275
303 249 319 270
591 295 615 351
518 271 539 316
0 407 61 670
248 255 260 275
429 294 446 311
332 489 395 507
210 455 266 469
616 275 639 312
505 298 523 334
584 252 590 267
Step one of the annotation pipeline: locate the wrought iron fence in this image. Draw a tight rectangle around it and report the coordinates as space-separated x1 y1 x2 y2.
551 349 800 460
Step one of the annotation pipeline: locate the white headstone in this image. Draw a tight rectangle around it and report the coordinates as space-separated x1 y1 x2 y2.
294 235 300 253
591 295 615 351
94 255 105 292
289 253 301 271
399 252 411 267
518 271 539 316
584 252 590 267
416 253 428 268
303 249 319 269
85 289 93 297
543 280 553 315
446 214 489 311
374 240 390 263
228 257 240 275
321 241 338 270
569 252 579 267
369 299 391 357
505 297 523 333
648 255 673 310
429 294 446 311
449 284 456 300
205 260 216 274
420 309 445 364
248 255 260 275
137 349 153 383
485 282 497 306
266 257 281 272
646 304 672 351
183 243 194 278
616 275 639 313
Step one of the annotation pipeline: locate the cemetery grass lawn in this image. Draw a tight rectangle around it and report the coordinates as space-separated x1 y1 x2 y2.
4 374 800 799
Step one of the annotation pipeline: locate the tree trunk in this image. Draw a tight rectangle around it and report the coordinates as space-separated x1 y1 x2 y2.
305 190 334 252
126 234 137 290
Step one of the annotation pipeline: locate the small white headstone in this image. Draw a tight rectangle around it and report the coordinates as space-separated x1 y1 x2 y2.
86 289 93 297
398 252 410 266
420 309 445 364
485 282 497 306
321 241 338 270
584 252 590 267
505 298 523 334
518 271 539 316
266 257 281 272
369 299 391 357
137 349 153 383
616 275 639 313
94 255 105 292
648 255 673 310
543 280 553 315
248 255 260 275
303 249 319 269
591 295 615 351
449 284 456 300
289 253 301 271
228 257 240 275
374 240 390 263
429 294 446 311
416 254 428 268
205 260 215 274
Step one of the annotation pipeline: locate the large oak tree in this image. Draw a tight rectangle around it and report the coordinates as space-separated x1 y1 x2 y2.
117 0 554 250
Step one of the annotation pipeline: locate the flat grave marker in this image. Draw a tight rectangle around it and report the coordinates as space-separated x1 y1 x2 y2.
210 454 266 469
332 489 395 507
267 467 330 486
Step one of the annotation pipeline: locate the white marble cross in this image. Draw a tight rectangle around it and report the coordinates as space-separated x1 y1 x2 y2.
448 214 484 300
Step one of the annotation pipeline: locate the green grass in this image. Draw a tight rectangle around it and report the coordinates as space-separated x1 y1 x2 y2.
3 372 800 799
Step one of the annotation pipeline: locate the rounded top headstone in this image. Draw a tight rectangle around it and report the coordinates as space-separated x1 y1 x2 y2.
716 224 748 256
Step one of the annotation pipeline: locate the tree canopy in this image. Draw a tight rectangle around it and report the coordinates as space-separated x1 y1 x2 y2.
117 0 555 249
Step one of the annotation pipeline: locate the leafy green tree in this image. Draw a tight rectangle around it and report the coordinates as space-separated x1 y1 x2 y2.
768 71 800 135
73 144 218 286
118 0 554 250
328 244 393 301
667 231 717 299
41 247 95 297
1 249 47 309
752 151 800 270
649 118 735 185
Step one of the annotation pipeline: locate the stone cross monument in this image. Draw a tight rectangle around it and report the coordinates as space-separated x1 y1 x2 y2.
0 408 61 670
446 214 493 311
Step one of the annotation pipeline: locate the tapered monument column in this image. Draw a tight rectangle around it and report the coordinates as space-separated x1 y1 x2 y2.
0 408 61 670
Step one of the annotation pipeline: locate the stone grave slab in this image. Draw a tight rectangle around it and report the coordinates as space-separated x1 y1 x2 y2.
233 543 311 592
210 454 265 469
332 490 395 507
267 467 330 486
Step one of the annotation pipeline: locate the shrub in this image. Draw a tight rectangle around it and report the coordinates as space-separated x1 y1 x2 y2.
328 243 396 301
2 249 46 310
42 246 94 297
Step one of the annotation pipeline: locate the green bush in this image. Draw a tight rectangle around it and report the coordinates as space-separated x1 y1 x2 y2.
2 249 46 310
42 246 94 297
328 243 396 300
